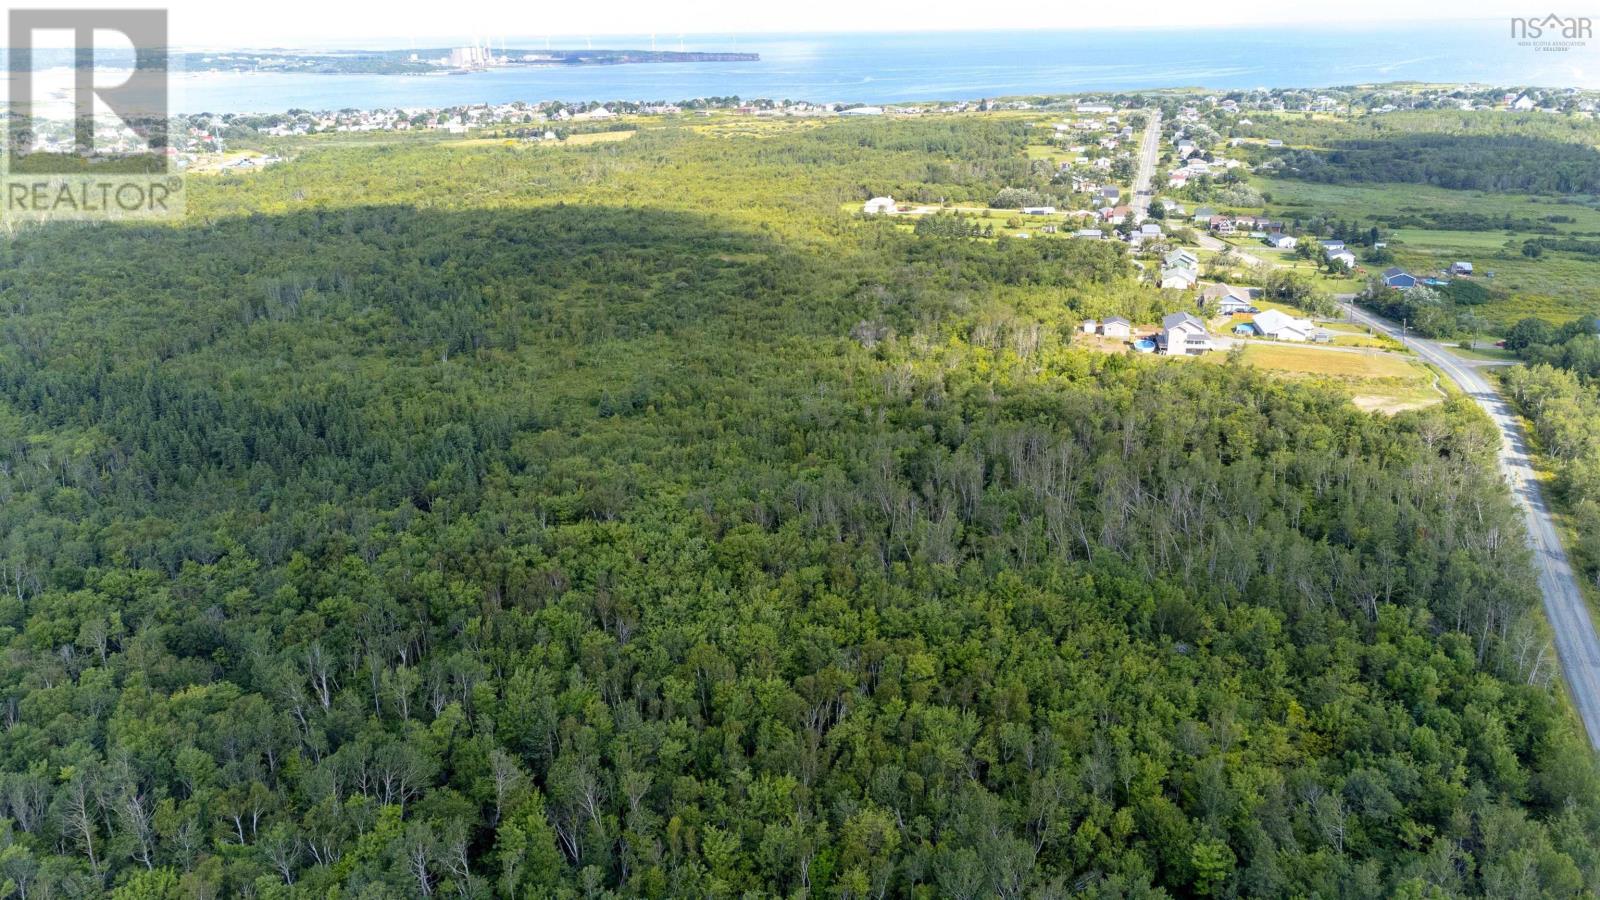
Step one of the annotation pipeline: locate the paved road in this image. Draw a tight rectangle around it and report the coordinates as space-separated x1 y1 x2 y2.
1342 299 1600 749
1130 109 1160 222
1194 232 1265 267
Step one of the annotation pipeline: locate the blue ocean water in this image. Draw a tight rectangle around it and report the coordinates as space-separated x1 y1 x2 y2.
172 22 1599 113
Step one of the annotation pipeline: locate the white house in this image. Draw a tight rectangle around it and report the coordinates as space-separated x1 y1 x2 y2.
1266 233 1297 250
1319 240 1346 252
862 196 897 215
1081 319 1099 334
1327 249 1357 269
1139 223 1163 238
1160 312 1212 355
1201 283 1253 315
1100 316 1133 338
1251 309 1318 342
1160 267 1199 290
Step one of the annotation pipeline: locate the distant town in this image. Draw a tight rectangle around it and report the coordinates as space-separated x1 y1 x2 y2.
108 82 1589 162
179 44 759 76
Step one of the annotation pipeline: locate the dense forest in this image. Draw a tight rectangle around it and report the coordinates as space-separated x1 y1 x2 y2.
1239 112 1600 195
1267 135 1600 194
1501 318 1600 597
1 116 1598 898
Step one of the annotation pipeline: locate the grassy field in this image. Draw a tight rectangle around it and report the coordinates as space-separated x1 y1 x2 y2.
1387 228 1515 252
1224 343 1443 413
1260 178 1600 229
1255 177 1600 328
1213 239 1370 291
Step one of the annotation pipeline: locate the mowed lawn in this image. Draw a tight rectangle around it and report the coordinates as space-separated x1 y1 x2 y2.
1238 343 1416 377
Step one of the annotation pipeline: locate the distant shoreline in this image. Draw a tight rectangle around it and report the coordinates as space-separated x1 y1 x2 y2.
147 27 1600 114
178 49 760 78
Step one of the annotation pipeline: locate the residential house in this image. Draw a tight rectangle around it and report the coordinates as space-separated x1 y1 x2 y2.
1251 309 1318 342
1160 312 1212 355
1319 240 1346 252
1327 249 1357 269
1160 267 1199 290
1200 282 1253 315
1139 223 1163 238
1164 249 1199 271
1265 233 1297 249
1209 216 1236 236
862 196 897 215
1381 267 1417 290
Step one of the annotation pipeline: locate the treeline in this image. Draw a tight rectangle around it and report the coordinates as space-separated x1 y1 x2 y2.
1500 317 1600 594
1523 236 1600 260
1501 364 1600 591
1270 135 1600 193
1377 211 1565 234
0 116 1596 898
1242 110 1600 194
912 212 994 238
1506 316 1600 379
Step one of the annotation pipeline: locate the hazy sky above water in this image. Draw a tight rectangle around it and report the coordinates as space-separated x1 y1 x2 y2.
0 0 1562 48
